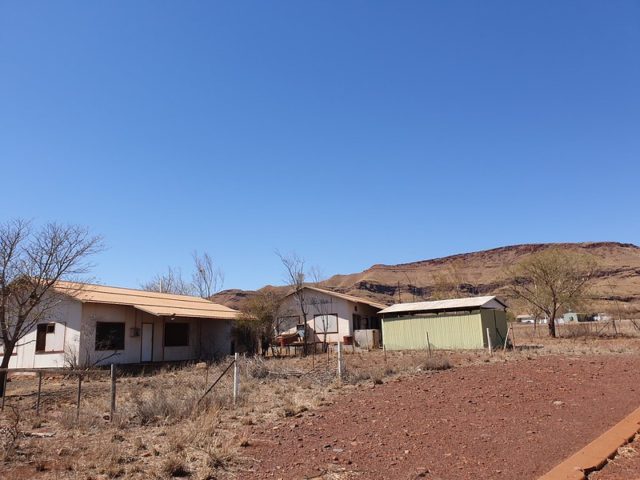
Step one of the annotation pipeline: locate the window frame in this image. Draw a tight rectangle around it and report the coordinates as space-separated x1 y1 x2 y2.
95 322 126 351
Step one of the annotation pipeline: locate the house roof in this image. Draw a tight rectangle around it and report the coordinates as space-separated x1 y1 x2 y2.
378 296 507 315
54 282 239 320
285 285 387 310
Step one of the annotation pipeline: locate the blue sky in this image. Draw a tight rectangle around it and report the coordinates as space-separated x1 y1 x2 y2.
1 1 639 291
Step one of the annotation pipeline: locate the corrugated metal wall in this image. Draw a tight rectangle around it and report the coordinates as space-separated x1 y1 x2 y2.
382 312 484 350
480 309 508 348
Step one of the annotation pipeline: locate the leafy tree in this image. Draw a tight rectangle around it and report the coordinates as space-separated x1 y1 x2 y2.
236 289 283 356
506 248 598 338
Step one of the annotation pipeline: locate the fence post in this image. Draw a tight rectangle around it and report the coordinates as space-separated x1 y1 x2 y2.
36 371 43 415
510 326 516 348
110 364 116 421
233 353 239 405
337 341 344 381
76 374 82 421
486 327 493 355
503 326 510 350
425 332 432 357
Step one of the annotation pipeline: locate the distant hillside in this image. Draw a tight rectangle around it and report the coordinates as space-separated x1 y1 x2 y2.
212 242 640 316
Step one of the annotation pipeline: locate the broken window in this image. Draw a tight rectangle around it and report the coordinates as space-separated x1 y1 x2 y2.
95 322 125 351
164 323 189 347
35 323 56 352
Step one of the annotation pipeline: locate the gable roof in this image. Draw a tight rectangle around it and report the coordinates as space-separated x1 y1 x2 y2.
378 295 507 315
54 281 239 320
284 285 387 310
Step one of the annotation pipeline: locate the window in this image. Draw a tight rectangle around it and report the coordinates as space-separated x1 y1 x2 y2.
164 323 189 347
95 322 125 351
314 314 338 334
35 323 56 352
36 324 47 352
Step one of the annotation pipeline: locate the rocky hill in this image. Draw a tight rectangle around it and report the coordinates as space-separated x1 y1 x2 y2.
212 242 640 316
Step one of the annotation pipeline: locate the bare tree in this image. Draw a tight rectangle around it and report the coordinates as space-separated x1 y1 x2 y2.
506 248 598 338
276 251 310 354
0 220 103 394
192 251 224 298
307 267 334 351
140 266 193 295
141 251 224 298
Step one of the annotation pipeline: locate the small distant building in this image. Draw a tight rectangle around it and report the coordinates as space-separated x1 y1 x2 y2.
516 314 535 324
378 296 508 351
563 312 597 323
276 286 386 347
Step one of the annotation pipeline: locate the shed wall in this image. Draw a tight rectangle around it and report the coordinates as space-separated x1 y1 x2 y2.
382 312 484 350
480 309 509 348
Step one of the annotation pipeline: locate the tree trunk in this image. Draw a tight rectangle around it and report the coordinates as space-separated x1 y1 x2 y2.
0 347 12 397
548 305 557 338
302 314 308 356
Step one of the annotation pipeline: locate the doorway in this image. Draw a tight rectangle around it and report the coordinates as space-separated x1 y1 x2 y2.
141 323 153 362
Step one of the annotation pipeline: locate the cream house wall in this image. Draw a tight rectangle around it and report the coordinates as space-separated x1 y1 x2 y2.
2 299 234 369
79 304 222 366
277 290 381 343
0 298 83 369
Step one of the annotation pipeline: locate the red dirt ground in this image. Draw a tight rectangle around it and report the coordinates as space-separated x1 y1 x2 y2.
244 354 640 480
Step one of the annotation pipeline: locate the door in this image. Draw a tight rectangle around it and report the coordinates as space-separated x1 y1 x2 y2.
141 323 153 362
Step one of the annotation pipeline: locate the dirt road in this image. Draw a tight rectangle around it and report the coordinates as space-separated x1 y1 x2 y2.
245 355 640 480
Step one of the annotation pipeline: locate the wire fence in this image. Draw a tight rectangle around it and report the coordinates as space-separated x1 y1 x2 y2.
0 356 242 425
0 345 353 429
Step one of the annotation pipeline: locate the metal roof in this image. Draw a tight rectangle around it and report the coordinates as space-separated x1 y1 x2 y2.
378 296 506 315
54 281 239 320
285 285 387 310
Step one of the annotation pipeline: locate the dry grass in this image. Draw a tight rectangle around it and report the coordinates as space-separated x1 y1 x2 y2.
2 332 640 478
420 355 453 371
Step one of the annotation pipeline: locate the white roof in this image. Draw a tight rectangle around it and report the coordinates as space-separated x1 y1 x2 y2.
378 296 506 315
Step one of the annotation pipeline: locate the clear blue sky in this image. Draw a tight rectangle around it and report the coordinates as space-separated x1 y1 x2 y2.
1 1 639 291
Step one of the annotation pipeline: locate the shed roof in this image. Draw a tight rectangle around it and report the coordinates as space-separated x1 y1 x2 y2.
378 296 506 315
54 281 239 320
285 286 387 310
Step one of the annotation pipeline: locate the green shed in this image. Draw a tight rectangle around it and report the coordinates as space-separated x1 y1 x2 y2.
379 296 508 351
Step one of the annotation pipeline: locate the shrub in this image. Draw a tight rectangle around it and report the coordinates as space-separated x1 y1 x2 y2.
421 356 453 371
161 454 190 478
0 406 20 461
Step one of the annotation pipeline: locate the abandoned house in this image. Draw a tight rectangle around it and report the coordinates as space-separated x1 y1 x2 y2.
378 295 508 350
0 281 239 369
276 286 387 348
